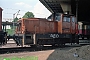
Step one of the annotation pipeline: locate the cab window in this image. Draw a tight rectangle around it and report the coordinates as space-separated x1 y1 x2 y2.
55 16 61 21
63 17 67 21
72 17 75 22
63 17 70 22
66 17 70 22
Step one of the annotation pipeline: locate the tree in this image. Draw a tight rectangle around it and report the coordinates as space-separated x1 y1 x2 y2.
23 11 34 18
10 17 19 29
13 17 18 22
7 17 19 35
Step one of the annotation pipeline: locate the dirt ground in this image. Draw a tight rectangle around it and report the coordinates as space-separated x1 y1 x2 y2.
0 39 30 48
0 44 90 60
0 50 54 60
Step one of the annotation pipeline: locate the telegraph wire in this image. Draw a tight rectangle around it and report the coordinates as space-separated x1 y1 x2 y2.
3 8 51 16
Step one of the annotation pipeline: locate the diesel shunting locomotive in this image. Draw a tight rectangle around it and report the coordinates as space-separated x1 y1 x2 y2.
15 13 79 47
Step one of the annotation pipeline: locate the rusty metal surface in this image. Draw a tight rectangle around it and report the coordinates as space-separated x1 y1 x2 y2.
16 18 58 34
62 22 70 33
16 14 76 35
71 21 75 34
58 14 76 34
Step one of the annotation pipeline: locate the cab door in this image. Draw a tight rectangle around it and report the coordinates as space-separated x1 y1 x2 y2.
62 15 71 34
71 16 76 34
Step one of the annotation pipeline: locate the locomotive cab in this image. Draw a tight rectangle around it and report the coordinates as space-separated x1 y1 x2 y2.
56 14 77 34
57 14 78 44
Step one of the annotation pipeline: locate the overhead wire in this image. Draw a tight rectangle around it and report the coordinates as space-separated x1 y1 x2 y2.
3 8 50 16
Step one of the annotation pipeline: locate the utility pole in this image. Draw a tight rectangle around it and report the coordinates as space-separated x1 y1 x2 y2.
76 0 79 22
13 10 20 30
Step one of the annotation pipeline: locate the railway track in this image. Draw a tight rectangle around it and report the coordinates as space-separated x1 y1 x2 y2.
0 44 82 54
1 39 89 54
0 46 60 54
0 39 61 54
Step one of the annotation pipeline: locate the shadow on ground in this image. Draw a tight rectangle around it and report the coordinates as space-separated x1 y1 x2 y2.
47 44 90 60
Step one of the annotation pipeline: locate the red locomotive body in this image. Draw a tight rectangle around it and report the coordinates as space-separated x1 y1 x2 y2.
16 18 58 34
0 7 7 45
0 7 2 31
15 14 78 46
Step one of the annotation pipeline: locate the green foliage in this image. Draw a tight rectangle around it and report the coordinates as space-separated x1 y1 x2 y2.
0 56 38 60
23 11 34 18
10 17 18 29
13 17 18 22
6 29 15 36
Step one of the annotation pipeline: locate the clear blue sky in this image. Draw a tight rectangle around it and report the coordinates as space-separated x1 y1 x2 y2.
0 0 51 21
